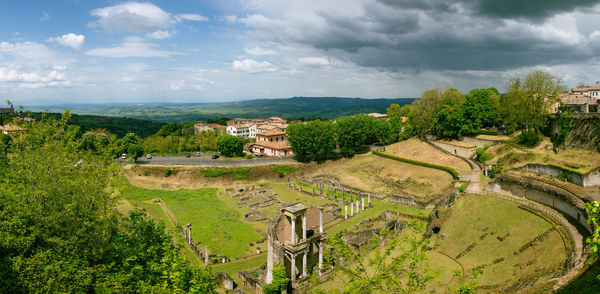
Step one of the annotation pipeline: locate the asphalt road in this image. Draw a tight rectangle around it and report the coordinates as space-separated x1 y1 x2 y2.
134 154 295 166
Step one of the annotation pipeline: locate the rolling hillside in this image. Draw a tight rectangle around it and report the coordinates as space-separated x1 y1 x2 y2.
26 97 415 123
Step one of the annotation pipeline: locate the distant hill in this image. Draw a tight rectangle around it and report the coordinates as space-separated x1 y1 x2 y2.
26 97 415 124
23 112 165 138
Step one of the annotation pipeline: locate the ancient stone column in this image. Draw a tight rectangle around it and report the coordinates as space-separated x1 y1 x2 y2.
291 254 296 283
302 213 307 240
345 205 348 219
356 200 360 213
319 208 323 233
291 216 296 244
368 193 371 206
303 252 308 277
351 204 354 216
205 247 209 265
318 243 323 274
362 197 365 210
299 184 302 192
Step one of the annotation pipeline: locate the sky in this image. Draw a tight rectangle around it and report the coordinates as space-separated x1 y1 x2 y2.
3 0 600 105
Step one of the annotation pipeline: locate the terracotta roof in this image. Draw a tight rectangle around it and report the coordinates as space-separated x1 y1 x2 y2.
257 124 278 130
258 130 286 136
253 141 292 150
229 124 252 129
561 93 597 105
0 124 25 132
401 116 408 123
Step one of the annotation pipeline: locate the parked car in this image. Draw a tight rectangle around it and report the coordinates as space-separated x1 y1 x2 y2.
212 154 219 159
196 152 201 157
146 154 152 159
121 153 127 159
185 154 191 158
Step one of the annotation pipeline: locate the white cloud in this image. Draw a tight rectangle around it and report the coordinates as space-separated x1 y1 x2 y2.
232 59 277 73
224 15 238 24
298 57 330 66
146 30 174 40
46 33 85 50
245 46 276 55
40 11 50 22
90 2 173 33
89 2 208 33
86 37 180 58
0 41 54 61
177 14 208 22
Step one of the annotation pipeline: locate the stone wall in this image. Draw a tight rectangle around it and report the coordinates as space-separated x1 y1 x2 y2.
520 163 600 187
485 173 591 233
460 136 505 148
429 140 476 158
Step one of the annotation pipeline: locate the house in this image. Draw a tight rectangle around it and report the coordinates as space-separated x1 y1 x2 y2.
0 124 26 136
252 130 293 157
227 124 257 138
194 123 226 135
559 82 600 113
367 113 389 119
257 124 288 133
268 116 286 125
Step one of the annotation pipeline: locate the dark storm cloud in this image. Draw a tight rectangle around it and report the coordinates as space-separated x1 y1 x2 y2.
242 0 600 71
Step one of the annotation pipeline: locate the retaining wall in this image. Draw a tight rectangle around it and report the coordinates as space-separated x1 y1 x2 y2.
429 140 476 159
520 163 600 187
485 173 591 233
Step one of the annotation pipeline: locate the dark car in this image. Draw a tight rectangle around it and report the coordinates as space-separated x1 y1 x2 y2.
212 154 219 159
185 154 191 158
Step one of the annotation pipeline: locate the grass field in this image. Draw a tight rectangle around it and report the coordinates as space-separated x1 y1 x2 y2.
435 194 570 290
123 183 262 258
385 138 472 173
486 136 600 173
297 153 454 199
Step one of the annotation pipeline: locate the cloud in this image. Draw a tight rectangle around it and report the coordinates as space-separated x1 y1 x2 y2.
232 59 277 73
40 11 50 22
238 0 600 71
0 41 54 61
89 2 208 33
176 14 208 22
146 30 174 40
298 57 331 66
86 37 180 58
90 2 173 33
224 15 238 24
46 33 85 50
244 46 276 55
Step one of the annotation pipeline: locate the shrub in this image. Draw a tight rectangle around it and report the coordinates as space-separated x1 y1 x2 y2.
246 154 254 159
202 169 228 177
475 147 491 163
518 132 539 146
163 168 178 177
458 182 469 192
201 168 251 179
272 165 297 178
372 150 460 180
478 129 498 135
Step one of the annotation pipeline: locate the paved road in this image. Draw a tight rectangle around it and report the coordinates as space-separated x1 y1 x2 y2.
135 154 295 166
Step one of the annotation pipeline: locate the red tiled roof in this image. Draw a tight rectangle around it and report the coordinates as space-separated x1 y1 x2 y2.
253 141 292 150
258 130 286 136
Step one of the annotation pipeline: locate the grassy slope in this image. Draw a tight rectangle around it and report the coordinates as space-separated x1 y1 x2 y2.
123 184 261 258
436 194 569 289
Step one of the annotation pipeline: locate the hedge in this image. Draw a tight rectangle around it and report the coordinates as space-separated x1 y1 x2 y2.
477 129 500 135
372 150 460 180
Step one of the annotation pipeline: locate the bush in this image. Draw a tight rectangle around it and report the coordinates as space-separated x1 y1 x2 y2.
201 168 251 179
478 129 498 135
475 147 491 163
372 150 460 180
458 182 469 192
272 165 297 178
246 154 254 159
163 168 178 177
202 169 228 177
217 135 243 157
518 132 539 146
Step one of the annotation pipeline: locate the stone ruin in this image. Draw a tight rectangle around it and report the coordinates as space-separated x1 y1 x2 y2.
341 211 405 252
226 185 283 222
266 203 327 287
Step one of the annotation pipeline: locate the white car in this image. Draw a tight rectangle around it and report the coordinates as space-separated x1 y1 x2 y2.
121 153 127 159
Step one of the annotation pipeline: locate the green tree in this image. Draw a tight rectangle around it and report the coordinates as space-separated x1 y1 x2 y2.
128 143 144 162
217 135 243 157
287 120 335 162
325 220 434 293
463 88 500 131
335 114 377 157
262 264 289 294
501 71 564 136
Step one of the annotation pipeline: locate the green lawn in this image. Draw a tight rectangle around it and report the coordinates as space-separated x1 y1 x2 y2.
123 184 261 258
435 194 569 289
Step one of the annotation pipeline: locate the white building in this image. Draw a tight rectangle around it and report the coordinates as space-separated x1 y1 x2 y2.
226 124 257 138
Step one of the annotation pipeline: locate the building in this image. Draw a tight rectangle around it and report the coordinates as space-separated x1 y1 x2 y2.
194 123 226 135
252 130 293 157
257 124 288 133
0 124 26 136
227 124 257 138
268 116 286 125
367 113 389 119
559 82 600 113
266 204 326 285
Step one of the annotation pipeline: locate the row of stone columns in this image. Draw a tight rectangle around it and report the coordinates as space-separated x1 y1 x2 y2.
182 224 211 266
343 195 372 219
